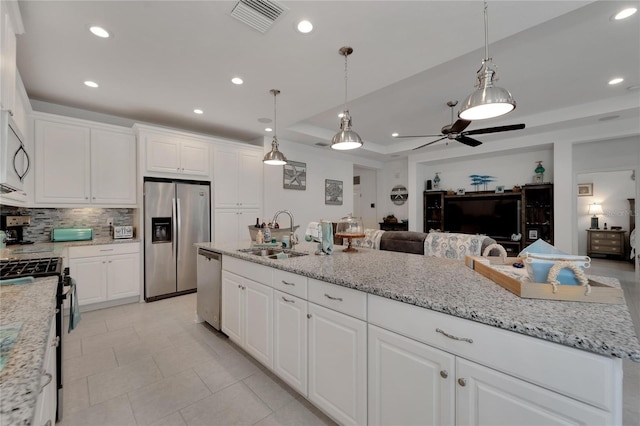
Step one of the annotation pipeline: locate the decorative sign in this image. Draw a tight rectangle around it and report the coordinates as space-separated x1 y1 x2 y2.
283 161 306 190
325 179 343 205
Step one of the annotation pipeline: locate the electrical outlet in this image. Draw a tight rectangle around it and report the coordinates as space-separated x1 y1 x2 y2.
107 218 114 227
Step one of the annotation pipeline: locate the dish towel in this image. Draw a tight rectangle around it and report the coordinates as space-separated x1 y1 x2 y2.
319 222 334 254
68 278 81 333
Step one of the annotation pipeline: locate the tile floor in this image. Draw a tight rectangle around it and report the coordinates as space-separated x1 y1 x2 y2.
60 258 640 426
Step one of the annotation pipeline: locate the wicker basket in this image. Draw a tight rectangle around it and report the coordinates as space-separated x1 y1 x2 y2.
248 225 299 242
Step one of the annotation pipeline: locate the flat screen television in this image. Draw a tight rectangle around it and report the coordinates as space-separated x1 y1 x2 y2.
444 196 521 240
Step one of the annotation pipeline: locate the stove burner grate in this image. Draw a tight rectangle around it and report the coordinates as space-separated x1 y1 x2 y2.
0 257 63 279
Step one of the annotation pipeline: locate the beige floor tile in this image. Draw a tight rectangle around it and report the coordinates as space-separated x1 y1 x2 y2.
152 340 217 378
64 317 108 342
215 346 261 381
57 394 136 426
81 326 141 354
180 381 272 426
128 369 211 425
193 358 239 394
243 370 298 411
114 334 174 367
88 356 163 405
63 337 82 359
63 348 118 382
254 397 337 426
150 411 188 426
63 377 90 414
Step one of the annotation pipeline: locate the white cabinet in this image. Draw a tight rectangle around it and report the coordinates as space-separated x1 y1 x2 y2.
307 302 367 426
0 0 19 113
214 208 259 244
33 316 57 426
213 146 262 209
34 117 136 206
273 289 308 396
69 243 140 308
142 131 210 177
368 324 455 426
221 269 273 368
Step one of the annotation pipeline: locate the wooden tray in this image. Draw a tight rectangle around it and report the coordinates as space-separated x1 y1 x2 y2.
465 256 624 304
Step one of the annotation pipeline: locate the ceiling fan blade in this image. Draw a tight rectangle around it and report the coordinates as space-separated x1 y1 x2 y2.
448 119 472 134
412 136 447 150
463 123 525 136
455 135 482 147
394 134 444 139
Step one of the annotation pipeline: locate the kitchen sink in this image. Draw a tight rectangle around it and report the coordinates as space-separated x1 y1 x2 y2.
238 248 308 259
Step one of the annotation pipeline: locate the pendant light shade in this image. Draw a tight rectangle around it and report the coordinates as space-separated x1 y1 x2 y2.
459 2 516 121
331 46 363 150
263 89 287 166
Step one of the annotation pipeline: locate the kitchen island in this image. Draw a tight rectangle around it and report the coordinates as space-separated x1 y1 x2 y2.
196 240 640 425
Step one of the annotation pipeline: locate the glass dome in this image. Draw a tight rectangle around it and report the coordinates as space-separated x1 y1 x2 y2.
335 214 364 236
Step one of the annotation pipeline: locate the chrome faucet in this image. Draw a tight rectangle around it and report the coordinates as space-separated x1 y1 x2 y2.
271 210 298 250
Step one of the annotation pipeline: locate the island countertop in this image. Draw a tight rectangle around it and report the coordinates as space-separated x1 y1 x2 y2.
196 241 640 362
0 277 58 426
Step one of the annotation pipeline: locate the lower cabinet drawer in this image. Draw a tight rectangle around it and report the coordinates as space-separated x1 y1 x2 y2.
308 279 367 321
591 245 621 253
591 239 621 247
367 294 620 412
69 242 140 258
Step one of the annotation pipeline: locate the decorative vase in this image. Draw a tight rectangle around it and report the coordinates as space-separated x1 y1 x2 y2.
433 172 441 190
534 161 545 183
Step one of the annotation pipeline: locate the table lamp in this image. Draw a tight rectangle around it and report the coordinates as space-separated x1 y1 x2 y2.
588 203 603 229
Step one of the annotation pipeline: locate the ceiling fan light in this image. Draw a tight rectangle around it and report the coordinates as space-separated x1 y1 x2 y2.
459 85 515 120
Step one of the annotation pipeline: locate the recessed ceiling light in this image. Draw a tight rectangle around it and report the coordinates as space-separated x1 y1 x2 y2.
297 20 313 33
231 77 243 85
257 117 272 124
613 7 637 20
265 127 273 132
608 77 624 85
391 133 399 137
89 26 110 38
84 81 99 88
194 109 203 114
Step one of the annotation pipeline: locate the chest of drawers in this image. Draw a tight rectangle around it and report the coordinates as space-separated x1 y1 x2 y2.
587 230 626 259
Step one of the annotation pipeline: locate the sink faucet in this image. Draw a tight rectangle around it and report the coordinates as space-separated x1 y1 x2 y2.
271 210 298 250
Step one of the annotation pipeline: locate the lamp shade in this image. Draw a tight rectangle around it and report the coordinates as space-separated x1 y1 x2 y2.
587 203 603 216
331 112 363 150
459 67 516 120
263 136 287 165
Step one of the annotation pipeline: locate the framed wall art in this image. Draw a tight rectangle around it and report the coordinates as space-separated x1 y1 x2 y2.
283 161 307 190
325 179 343 205
528 229 539 240
577 183 593 197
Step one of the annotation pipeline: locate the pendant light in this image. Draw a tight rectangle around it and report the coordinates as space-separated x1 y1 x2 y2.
331 46 363 150
263 89 288 166
459 1 516 121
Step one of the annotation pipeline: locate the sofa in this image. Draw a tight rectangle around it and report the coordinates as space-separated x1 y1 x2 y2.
357 230 499 260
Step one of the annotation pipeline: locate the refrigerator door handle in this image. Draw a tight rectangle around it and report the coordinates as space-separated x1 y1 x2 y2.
172 197 177 259
175 198 182 260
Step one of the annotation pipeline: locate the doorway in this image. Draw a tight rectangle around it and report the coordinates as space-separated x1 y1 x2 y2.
354 166 378 230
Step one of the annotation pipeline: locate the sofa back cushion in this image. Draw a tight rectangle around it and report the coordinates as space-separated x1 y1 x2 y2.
423 232 494 259
380 231 428 255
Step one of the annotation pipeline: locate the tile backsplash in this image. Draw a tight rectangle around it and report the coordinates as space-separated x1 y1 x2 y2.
0 206 136 242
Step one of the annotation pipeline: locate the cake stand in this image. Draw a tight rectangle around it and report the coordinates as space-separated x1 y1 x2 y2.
335 233 365 252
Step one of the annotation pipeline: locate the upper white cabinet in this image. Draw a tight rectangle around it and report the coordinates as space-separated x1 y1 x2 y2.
139 129 210 178
35 116 136 206
0 0 22 114
213 145 262 209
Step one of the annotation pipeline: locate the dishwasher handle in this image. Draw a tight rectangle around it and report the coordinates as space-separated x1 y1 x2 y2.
198 248 221 261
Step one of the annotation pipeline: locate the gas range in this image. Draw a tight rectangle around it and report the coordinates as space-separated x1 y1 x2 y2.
0 257 63 279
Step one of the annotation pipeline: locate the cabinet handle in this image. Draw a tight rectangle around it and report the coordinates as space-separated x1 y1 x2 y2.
324 293 343 302
440 370 448 379
85 197 89 200
282 296 295 303
51 336 60 347
40 372 53 393
457 378 467 387
8 109 13 116
307 314 312 319
281 280 295 286
100 249 114 252
108 260 112 263
436 328 473 344
238 284 242 289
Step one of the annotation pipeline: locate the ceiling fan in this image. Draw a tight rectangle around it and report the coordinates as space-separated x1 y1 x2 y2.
394 101 525 150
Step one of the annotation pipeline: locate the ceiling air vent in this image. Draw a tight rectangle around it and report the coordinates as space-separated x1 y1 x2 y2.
230 0 288 33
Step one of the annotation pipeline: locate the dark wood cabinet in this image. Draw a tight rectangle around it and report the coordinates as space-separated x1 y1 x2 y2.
379 221 408 231
522 184 554 249
587 229 626 259
423 191 444 232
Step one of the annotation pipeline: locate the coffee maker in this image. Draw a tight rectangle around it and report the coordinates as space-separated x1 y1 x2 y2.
0 215 33 245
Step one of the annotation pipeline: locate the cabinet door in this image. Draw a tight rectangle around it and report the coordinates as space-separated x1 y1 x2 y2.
213 148 239 208
244 279 273 369
456 358 611 426
91 129 136 204
237 150 262 209
221 271 244 344
145 134 181 174
368 325 455 426
273 290 308 396
70 256 108 305
308 303 367 426
214 209 242 244
107 253 140 300
0 11 16 112
35 120 91 204
180 140 210 176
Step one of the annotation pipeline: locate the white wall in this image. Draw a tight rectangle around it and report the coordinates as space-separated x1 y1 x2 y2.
354 166 378 229
378 159 409 223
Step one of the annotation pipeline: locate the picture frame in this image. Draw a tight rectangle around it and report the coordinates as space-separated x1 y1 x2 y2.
495 185 505 194
577 183 593 197
528 229 539 240
283 160 306 190
456 188 466 195
325 179 343 205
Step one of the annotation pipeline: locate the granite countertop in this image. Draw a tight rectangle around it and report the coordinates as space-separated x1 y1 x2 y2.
196 241 640 362
1 238 141 260
0 277 58 426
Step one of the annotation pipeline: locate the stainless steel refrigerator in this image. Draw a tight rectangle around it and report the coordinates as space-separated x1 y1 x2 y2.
144 178 211 301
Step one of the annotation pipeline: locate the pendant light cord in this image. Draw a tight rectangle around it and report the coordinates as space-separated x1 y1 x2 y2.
343 53 349 112
483 1 490 61
273 91 277 138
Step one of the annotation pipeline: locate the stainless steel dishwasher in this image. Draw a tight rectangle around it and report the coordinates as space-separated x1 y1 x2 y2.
196 248 222 330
